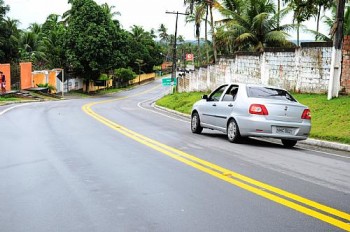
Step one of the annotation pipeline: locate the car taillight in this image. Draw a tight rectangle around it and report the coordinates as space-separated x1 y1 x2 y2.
301 109 311 120
249 104 268 115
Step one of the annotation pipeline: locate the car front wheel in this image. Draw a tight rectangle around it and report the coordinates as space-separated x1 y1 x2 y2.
227 119 241 143
281 139 297 148
191 112 203 134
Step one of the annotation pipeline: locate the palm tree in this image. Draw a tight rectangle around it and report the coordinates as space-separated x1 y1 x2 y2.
284 0 318 46
311 4 350 40
101 2 121 26
314 0 333 37
130 25 150 43
186 3 209 65
157 24 169 44
3 17 21 62
101 3 120 18
19 30 47 68
217 0 293 52
0 0 9 19
184 0 218 63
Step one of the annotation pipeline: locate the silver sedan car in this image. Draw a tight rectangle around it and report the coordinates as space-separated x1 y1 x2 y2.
191 83 311 148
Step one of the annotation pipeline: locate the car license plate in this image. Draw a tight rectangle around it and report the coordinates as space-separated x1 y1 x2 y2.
276 127 294 134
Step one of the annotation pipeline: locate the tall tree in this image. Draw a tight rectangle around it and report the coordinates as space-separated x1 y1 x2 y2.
315 0 334 38
185 0 218 63
1 17 20 63
64 0 126 92
216 0 293 52
42 14 67 69
0 0 12 63
284 0 318 45
157 24 169 44
126 25 162 73
186 3 208 65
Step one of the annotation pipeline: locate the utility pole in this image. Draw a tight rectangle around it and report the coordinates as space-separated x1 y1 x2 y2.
166 11 189 87
328 0 346 100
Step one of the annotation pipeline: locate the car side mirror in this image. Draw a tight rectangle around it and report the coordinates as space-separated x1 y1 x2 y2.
202 95 208 100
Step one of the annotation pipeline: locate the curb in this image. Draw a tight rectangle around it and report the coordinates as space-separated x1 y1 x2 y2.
154 104 350 152
299 139 350 152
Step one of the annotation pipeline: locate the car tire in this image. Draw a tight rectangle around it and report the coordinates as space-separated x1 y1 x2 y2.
191 112 203 134
227 119 241 143
281 139 297 148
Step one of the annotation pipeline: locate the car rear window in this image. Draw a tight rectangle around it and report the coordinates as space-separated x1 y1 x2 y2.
247 86 297 102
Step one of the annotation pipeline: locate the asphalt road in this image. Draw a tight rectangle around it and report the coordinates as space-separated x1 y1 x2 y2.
0 79 349 232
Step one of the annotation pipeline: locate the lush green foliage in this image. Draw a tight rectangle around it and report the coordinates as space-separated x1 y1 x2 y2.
64 0 126 83
0 0 164 91
126 26 163 74
114 68 137 86
216 0 295 52
0 1 19 63
156 91 350 144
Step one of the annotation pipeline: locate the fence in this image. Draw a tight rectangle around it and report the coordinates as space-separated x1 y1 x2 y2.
129 73 156 85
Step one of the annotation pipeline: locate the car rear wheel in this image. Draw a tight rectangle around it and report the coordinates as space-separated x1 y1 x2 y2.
281 139 297 148
227 119 241 143
191 112 203 134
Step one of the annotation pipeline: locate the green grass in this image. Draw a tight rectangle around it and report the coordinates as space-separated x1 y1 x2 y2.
0 96 20 102
293 93 350 144
156 92 350 145
156 92 206 114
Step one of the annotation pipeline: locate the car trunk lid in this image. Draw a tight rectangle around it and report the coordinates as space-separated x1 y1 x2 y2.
264 101 305 123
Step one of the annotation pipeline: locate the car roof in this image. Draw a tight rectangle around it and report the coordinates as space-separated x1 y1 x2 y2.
226 83 287 91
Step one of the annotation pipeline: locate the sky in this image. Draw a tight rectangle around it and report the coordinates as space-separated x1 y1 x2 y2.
5 0 197 40
4 0 329 41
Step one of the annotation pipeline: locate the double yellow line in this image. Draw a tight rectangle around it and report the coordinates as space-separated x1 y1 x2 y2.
82 85 350 231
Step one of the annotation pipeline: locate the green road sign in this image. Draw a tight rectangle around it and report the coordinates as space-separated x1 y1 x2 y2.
162 77 177 86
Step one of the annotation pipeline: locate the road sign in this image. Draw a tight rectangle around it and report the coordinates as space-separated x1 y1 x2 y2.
162 77 177 86
186 53 194 61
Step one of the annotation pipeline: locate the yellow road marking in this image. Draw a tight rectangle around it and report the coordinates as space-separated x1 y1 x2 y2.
82 85 350 231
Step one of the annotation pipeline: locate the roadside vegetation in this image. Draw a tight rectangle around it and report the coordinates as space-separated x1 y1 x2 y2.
156 92 350 145
0 95 20 104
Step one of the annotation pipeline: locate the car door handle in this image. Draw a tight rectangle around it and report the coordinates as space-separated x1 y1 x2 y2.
212 103 217 107
228 104 233 107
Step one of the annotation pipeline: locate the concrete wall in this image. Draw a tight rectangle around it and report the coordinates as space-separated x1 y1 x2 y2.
83 79 112 92
178 42 334 94
129 73 156 85
0 64 11 92
31 68 84 93
341 35 350 94
20 62 33 90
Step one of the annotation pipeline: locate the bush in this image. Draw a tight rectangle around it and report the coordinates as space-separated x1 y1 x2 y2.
36 83 56 93
114 68 137 87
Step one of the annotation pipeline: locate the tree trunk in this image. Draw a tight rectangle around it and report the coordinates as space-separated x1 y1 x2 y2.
277 0 280 30
209 3 217 64
85 79 90 93
205 6 209 64
316 5 321 40
197 36 200 67
297 23 300 46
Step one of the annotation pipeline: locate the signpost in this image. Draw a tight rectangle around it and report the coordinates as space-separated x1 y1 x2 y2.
162 77 177 87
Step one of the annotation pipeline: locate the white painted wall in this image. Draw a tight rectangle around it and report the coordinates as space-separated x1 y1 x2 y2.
178 45 333 94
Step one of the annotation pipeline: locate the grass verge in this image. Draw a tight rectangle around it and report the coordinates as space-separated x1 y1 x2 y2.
156 92 350 145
